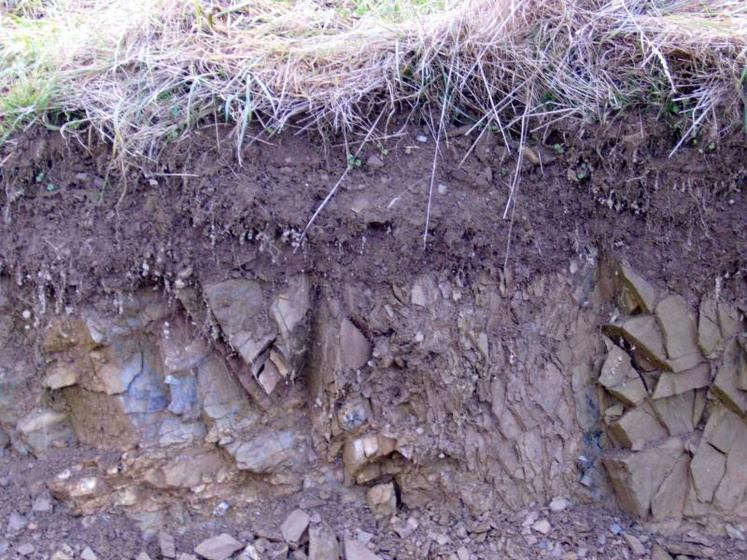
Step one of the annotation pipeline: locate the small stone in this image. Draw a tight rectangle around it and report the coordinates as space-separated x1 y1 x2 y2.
8 511 27 532
237 545 261 560
356 530 374 545
416 135 428 143
194 534 244 560
532 519 551 535
178 555 199 560
725 524 746 540
549 497 570 512
281 509 310 546
624 534 646 555
17 543 35 556
32 494 53 512
456 547 471 560
136 553 153 560
651 544 673 560
617 259 656 313
344 538 382 560
51 549 74 560
159 531 177 558
610 523 623 535
366 482 397 518
366 155 384 169
81 547 99 560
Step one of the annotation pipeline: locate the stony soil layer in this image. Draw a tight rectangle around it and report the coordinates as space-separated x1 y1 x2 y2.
0 116 745 559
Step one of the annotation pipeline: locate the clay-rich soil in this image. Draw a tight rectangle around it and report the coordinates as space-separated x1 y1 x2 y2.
0 111 745 560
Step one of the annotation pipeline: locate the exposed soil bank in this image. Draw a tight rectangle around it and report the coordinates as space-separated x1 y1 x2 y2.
0 114 745 560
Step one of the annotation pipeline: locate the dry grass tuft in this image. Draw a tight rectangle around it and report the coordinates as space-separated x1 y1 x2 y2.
1 0 746 162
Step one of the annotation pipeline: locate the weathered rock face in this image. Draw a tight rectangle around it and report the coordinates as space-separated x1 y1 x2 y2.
0 256 744 536
599 259 746 533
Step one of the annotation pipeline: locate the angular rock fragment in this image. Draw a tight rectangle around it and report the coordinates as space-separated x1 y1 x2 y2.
656 295 702 371
367 482 397 518
230 429 306 473
652 363 710 400
344 538 382 560
713 428 747 512
16 408 76 455
281 509 310 546
603 438 684 517
159 531 177 559
599 339 647 406
340 319 371 370
617 259 656 314
609 403 668 450
194 534 244 560
603 316 670 371
703 405 745 453
712 339 747 415
650 391 695 437
309 523 339 560
698 297 723 358
651 453 689 521
144 448 227 489
342 433 398 484
690 442 726 503
204 279 276 366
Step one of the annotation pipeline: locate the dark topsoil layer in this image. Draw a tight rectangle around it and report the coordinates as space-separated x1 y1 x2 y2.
0 110 745 308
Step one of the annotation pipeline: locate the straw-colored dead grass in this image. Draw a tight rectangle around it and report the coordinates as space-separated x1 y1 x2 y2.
1 0 746 162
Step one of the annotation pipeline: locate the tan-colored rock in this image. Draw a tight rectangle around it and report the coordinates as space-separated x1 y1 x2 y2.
197 356 252 422
603 316 670 371
281 509 310 546
309 523 340 560
16 408 76 456
343 538 382 560
340 319 371 370
618 259 656 313
623 533 646 555
367 482 397 518
270 275 311 338
690 442 726 503
603 438 684 517
145 448 226 489
159 531 177 559
43 358 83 390
656 295 701 364
712 339 747 415
342 433 397 484
599 340 647 406
703 405 746 453
650 391 695 436
698 297 723 358
651 544 673 560
652 363 710 399
231 429 304 473
651 453 689 521
194 534 244 560
609 403 668 450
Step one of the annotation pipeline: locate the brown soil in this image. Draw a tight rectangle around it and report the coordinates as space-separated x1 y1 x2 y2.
0 111 745 560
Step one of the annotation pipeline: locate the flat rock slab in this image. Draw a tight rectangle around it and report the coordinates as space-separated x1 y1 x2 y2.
194 534 244 560
344 539 382 560
281 509 310 545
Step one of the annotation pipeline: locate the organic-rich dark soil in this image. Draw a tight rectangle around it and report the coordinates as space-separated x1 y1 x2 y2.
0 111 745 559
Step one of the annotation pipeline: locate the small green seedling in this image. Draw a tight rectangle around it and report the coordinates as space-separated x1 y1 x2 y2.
347 153 362 169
